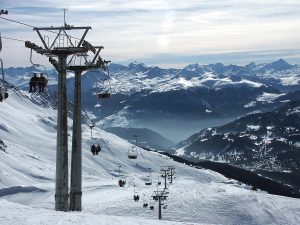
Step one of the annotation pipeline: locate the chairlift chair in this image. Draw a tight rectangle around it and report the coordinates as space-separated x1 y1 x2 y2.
0 34 8 102
149 198 155 210
145 176 152 186
118 176 126 187
28 49 49 93
149 202 154 210
96 61 113 99
97 92 111 99
163 201 168 209
133 194 140 202
128 146 138 159
29 71 48 85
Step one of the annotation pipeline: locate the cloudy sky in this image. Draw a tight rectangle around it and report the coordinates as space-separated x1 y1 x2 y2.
1 0 300 68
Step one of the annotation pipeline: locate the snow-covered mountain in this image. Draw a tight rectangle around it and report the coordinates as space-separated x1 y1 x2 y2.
176 101 300 188
1 85 300 224
88 60 300 141
4 59 300 142
104 59 299 94
6 59 300 96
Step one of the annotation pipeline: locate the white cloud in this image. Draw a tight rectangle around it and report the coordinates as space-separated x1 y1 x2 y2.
1 0 300 67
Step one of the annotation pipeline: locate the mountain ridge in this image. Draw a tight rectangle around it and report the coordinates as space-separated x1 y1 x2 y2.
175 100 300 183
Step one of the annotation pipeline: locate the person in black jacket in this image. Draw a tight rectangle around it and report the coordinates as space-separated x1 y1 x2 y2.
95 144 101 155
29 73 39 92
38 73 48 93
91 144 96 156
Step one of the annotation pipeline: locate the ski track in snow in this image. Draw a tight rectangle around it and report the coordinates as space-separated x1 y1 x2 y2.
0 89 300 225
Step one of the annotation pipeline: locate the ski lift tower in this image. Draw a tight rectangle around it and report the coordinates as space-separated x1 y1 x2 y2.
152 190 168 220
160 166 170 190
167 166 175 184
67 46 108 211
25 24 96 211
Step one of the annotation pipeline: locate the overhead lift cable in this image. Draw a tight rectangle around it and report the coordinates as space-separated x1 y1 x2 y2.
0 15 83 42
1 36 26 42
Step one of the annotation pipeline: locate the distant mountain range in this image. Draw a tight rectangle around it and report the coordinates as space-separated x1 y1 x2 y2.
4 59 300 141
5 59 300 93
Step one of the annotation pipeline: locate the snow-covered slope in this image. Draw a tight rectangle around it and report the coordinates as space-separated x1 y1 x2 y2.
0 88 300 225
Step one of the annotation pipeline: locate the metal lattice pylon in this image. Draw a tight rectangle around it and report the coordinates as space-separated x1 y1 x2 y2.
25 24 109 211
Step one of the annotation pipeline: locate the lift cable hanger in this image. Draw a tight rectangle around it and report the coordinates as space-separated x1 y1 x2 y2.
96 59 112 99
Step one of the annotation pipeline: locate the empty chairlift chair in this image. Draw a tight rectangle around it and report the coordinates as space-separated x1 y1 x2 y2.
97 92 111 99
96 61 113 100
145 176 152 186
163 200 168 209
128 146 138 159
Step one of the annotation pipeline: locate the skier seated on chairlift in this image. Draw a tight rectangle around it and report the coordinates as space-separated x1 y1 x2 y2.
91 144 96 156
38 73 48 93
118 179 126 187
29 73 39 93
0 84 8 102
95 144 101 155
134 195 140 201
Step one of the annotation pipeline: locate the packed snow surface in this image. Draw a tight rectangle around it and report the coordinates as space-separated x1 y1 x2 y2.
0 89 300 225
